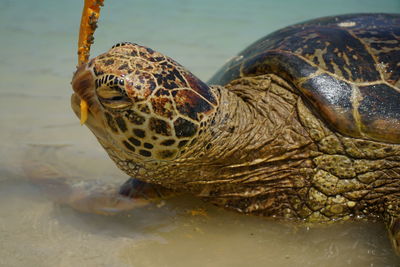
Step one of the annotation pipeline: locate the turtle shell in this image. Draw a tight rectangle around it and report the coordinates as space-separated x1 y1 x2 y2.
209 14 400 143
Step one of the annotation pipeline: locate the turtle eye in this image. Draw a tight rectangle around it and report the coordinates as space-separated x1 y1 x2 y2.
96 85 132 110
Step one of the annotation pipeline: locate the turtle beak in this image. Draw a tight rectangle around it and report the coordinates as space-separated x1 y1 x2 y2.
71 63 95 103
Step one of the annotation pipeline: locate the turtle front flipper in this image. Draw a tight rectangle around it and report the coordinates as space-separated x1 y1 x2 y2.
63 177 177 215
385 202 400 255
119 178 177 200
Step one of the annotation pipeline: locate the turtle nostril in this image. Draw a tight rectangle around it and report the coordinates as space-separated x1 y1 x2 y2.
72 64 94 101
75 78 91 93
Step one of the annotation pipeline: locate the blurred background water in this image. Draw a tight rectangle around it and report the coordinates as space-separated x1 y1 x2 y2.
0 0 400 266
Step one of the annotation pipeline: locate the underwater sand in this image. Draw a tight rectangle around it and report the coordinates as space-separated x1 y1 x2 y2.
0 0 400 266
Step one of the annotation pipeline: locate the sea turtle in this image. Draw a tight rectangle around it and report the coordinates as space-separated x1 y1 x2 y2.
54 13 400 252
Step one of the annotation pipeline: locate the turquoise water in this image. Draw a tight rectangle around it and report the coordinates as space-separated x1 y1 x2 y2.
1 0 399 84
0 0 400 266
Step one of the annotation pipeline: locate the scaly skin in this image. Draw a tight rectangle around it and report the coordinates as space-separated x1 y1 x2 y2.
71 43 400 253
111 73 400 223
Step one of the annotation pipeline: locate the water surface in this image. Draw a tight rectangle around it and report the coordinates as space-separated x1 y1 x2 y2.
1 0 400 266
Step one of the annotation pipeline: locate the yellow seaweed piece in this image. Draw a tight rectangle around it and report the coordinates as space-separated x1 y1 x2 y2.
80 99 89 125
79 100 88 124
77 0 105 124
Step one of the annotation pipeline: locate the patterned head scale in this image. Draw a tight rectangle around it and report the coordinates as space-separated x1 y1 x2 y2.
80 42 218 161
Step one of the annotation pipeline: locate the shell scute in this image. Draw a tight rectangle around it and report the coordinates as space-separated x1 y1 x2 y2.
300 73 359 138
354 29 400 86
274 27 380 83
209 13 400 143
358 83 400 141
242 50 318 82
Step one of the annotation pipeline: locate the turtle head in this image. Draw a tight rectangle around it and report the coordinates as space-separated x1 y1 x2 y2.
71 42 217 165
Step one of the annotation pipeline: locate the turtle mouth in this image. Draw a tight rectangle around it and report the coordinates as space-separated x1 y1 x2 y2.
71 66 109 143
71 93 93 123
71 93 86 116
71 93 109 141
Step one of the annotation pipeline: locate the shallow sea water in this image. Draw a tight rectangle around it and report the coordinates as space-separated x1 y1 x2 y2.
1 0 400 266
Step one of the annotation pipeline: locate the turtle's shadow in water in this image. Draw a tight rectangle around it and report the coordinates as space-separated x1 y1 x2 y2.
18 144 207 239
46 194 207 238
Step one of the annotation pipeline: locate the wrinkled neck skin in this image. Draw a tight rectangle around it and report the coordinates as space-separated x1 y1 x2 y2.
103 74 400 222
111 74 318 214
173 76 317 215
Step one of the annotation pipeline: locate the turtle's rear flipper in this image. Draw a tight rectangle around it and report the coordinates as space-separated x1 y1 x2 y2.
387 216 400 255
385 201 400 255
